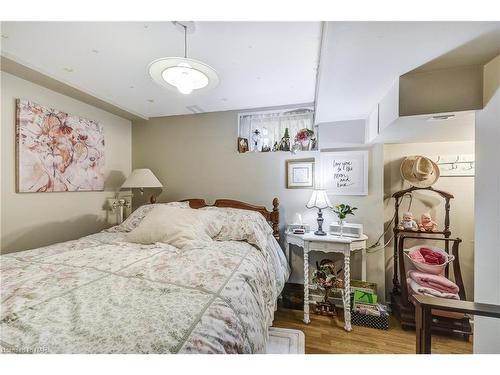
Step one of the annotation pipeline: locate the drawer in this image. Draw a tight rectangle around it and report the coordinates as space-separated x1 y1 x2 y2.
308 241 344 253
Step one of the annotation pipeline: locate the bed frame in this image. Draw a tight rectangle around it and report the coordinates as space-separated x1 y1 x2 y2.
180 198 280 241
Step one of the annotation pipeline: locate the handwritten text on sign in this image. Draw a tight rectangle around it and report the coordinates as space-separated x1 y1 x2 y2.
321 151 368 195
333 160 355 188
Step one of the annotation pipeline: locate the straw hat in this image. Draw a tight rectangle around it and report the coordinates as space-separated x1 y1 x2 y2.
400 155 440 188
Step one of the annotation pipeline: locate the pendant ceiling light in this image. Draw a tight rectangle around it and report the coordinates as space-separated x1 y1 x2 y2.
149 22 219 95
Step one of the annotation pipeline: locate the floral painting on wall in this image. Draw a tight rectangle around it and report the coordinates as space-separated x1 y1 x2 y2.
16 99 105 192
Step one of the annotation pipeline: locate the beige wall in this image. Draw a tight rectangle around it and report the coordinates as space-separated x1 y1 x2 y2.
399 65 484 116
1 72 132 253
384 141 475 301
132 111 386 299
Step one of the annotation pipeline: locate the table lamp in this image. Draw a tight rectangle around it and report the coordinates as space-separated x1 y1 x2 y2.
121 168 163 204
306 189 332 236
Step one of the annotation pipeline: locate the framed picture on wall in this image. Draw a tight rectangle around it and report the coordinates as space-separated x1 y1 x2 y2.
16 98 105 193
320 151 369 195
286 159 315 189
237 137 249 153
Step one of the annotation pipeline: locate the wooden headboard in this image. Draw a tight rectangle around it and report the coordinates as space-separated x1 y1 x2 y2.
180 198 280 241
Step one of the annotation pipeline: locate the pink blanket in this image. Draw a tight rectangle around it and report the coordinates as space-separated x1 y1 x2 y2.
407 279 460 300
407 270 459 294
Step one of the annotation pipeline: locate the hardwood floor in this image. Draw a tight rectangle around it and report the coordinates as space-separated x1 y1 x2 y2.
272 307 473 354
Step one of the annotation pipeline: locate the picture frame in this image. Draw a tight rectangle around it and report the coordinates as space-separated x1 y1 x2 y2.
237 137 249 153
320 150 369 196
16 98 105 193
286 158 315 189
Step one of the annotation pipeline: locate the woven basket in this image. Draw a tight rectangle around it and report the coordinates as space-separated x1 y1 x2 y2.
404 245 454 275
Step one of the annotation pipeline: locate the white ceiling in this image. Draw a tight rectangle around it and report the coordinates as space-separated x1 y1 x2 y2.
1 21 499 123
410 28 500 73
0 21 321 118
315 21 500 124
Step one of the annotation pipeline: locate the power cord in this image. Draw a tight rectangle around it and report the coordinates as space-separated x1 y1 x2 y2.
365 193 413 253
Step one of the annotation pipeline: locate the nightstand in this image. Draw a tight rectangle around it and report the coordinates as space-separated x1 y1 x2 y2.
285 231 368 331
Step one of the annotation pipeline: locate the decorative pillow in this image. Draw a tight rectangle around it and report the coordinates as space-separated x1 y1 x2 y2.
114 201 190 232
126 206 219 249
200 207 272 250
202 207 272 235
196 210 225 238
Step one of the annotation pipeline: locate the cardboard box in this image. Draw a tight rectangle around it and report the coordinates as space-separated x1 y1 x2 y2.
350 279 377 294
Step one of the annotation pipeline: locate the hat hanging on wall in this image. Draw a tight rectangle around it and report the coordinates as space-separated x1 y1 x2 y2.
400 155 440 188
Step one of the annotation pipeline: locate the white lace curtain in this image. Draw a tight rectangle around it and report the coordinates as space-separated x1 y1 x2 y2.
239 111 315 151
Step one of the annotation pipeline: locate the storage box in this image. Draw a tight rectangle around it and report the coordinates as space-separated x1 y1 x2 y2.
351 310 389 330
329 222 363 238
282 283 304 310
350 279 377 295
353 290 378 305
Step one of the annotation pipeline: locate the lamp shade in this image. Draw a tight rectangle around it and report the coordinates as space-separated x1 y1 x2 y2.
121 169 162 189
306 190 332 209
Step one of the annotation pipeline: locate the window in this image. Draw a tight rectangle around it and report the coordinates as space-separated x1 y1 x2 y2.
238 107 316 153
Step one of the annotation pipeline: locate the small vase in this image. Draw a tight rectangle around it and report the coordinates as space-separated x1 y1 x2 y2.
339 219 345 237
300 140 310 151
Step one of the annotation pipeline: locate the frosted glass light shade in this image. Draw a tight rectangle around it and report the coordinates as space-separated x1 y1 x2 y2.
306 190 332 209
121 169 162 189
162 63 209 95
149 57 219 95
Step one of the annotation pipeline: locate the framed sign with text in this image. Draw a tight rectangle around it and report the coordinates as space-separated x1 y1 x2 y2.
320 151 368 196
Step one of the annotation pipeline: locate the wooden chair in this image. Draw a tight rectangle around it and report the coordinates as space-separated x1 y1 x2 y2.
398 235 472 340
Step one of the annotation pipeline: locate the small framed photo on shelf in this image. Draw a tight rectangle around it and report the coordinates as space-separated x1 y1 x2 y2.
237 137 249 153
286 159 315 189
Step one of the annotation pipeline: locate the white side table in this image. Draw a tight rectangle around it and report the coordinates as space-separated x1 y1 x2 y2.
285 232 368 332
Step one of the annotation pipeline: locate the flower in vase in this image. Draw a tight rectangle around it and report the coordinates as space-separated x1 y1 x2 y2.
294 128 314 148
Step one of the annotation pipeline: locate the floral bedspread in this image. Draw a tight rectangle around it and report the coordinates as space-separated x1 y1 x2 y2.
0 229 289 353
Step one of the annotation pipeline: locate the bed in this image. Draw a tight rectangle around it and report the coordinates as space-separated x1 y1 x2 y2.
0 198 289 354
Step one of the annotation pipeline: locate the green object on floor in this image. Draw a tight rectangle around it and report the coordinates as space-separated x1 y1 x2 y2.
353 290 378 305
350 279 377 294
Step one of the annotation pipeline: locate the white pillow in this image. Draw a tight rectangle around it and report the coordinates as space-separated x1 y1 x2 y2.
115 201 190 232
196 210 225 238
200 207 272 251
126 206 222 249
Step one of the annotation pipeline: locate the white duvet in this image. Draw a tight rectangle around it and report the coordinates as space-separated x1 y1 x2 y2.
0 206 289 353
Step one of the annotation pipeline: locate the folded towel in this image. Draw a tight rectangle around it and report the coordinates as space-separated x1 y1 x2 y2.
407 270 460 294
407 278 460 300
419 247 445 264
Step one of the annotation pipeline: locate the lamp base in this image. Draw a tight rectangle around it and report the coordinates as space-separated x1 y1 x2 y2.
314 208 327 236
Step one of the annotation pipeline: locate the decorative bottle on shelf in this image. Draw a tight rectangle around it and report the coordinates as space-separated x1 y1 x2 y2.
278 128 290 151
251 129 261 152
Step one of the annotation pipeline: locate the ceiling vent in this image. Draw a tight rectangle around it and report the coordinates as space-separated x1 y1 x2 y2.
186 105 204 114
